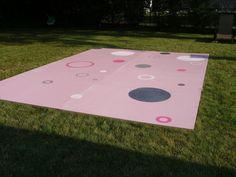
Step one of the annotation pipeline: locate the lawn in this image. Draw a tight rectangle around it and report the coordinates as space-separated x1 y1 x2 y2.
0 28 235 177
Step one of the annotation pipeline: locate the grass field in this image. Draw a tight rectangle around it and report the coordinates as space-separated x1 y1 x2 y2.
0 28 235 177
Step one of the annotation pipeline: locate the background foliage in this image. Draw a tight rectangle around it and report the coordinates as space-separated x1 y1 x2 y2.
0 0 235 29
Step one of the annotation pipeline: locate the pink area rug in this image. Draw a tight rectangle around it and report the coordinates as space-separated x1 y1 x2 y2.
0 48 209 129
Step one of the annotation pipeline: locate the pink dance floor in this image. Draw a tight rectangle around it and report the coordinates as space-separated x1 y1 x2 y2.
0 48 209 129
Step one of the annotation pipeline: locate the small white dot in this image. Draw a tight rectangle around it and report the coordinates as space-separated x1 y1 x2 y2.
70 94 83 99
100 70 107 73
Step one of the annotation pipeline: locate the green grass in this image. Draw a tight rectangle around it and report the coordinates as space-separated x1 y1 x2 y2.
0 28 235 177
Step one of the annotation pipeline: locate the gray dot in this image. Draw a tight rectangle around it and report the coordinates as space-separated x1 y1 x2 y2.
42 80 53 84
129 87 171 102
160 52 170 55
135 64 151 68
178 83 185 86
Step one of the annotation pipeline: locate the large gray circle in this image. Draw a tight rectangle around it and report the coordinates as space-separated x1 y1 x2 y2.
135 64 151 68
129 87 171 102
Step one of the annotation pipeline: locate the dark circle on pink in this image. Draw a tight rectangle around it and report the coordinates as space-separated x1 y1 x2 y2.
178 83 185 86
42 80 53 84
113 59 125 63
177 69 187 72
66 61 95 68
156 116 172 123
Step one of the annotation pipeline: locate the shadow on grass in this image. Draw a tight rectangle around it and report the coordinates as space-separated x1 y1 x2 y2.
210 55 236 61
0 29 235 62
0 28 214 45
0 125 235 177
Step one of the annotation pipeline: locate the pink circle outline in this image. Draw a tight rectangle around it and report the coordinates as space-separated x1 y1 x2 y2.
156 116 172 123
113 59 125 63
66 61 95 68
177 68 187 72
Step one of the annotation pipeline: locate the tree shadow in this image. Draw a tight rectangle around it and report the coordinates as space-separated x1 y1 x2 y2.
0 125 235 177
0 28 216 46
210 55 236 61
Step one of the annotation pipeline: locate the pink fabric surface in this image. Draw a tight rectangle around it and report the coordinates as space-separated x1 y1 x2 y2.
0 48 209 129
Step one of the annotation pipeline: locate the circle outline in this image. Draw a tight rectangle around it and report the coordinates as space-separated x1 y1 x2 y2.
177 68 187 72
135 64 152 68
137 74 155 80
113 59 125 63
66 61 95 68
75 73 89 77
42 80 53 84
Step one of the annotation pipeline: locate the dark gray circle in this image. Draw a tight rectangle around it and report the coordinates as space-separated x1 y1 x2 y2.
178 83 185 86
42 80 53 84
160 52 170 55
129 87 171 102
135 64 151 68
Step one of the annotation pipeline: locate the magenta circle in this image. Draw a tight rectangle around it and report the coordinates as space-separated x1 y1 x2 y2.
177 69 187 72
156 116 172 123
113 59 125 63
66 61 95 68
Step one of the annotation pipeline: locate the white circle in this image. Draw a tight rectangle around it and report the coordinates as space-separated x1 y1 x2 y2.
177 55 206 61
100 70 107 73
70 94 83 99
138 74 155 80
111 51 135 56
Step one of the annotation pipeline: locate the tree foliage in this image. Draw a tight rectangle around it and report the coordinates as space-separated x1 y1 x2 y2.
0 0 231 28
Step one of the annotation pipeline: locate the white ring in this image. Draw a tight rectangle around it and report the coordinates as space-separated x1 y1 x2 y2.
138 74 155 80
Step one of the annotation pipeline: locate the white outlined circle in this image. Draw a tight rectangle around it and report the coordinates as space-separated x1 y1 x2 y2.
137 74 155 80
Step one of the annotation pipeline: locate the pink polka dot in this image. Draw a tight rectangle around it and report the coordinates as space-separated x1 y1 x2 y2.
156 116 172 123
66 61 95 68
177 69 187 72
113 59 125 63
